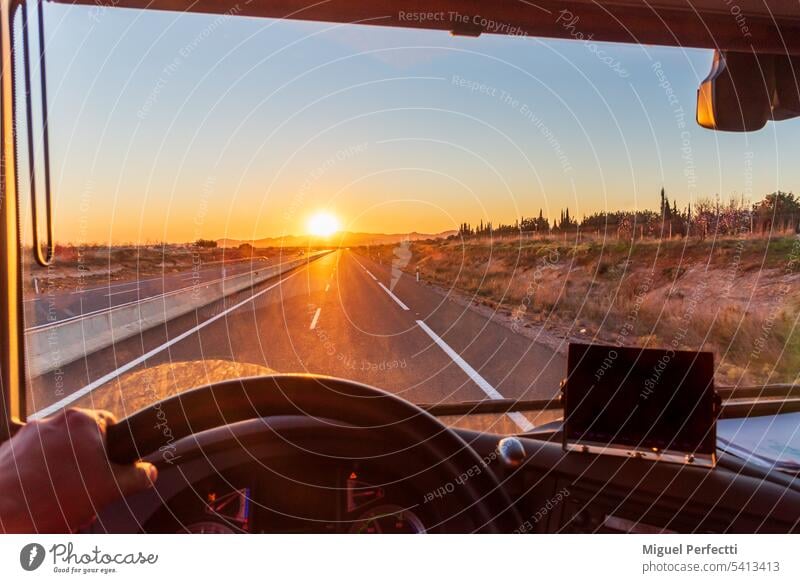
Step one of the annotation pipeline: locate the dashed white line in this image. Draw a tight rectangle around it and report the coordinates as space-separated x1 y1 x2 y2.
351 253 410 311
378 282 410 310
310 307 321 330
29 268 305 420
325 283 330 292
415 319 534 432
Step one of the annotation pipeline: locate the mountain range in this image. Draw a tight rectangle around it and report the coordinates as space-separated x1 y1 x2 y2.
216 230 456 248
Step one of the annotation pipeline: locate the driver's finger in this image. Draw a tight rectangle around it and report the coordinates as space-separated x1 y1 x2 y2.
67 408 117 436
93 409 117 425
89 409 118 433
112 461 157 497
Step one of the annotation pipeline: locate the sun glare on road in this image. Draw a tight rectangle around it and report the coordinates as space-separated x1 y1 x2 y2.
307 212 340 237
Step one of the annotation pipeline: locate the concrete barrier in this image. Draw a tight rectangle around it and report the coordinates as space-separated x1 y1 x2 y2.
25 251 332 377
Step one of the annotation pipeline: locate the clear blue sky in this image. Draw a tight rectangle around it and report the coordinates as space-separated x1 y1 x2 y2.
30 3 800 243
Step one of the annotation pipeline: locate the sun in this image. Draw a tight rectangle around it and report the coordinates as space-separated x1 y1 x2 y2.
307 212 340 237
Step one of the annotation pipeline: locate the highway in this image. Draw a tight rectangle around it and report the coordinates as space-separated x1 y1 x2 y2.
24 257 271 328
27 250 567 429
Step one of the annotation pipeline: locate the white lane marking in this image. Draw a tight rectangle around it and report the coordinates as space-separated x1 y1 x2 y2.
105 288 140 298
350 254 370 273
378 282 409 310
351 252 410 311
29 269 305 420
325 283 330 292
310 307 321 330
416 320 502 399
415 319 533 432
506 412 536 433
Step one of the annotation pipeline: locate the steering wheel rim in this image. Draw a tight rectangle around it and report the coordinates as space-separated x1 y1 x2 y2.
106 373 521 533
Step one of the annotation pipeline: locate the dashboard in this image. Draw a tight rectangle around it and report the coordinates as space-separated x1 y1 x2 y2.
146 459 428 534
89 414 800 534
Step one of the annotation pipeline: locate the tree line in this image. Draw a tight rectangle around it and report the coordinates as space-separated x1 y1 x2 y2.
455 189 800 240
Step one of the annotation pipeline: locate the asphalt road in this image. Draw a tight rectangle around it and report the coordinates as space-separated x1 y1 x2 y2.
24 258 270 328
28 250 567 428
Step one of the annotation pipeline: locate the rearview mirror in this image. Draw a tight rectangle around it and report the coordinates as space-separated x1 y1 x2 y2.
697 50 800 132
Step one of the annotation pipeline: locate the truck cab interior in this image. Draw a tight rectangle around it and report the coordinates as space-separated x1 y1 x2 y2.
1 0 799 534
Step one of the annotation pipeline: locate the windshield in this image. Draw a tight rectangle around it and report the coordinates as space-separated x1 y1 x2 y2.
16 6 800 444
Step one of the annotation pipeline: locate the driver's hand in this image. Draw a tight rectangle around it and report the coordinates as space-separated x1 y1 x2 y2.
0 408 157 533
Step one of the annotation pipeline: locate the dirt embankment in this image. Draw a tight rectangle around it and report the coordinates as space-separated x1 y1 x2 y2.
363 235 800 386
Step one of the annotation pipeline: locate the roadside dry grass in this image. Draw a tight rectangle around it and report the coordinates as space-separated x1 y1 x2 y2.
362 235 800 386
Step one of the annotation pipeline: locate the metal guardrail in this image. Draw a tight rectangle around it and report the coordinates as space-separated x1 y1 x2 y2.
24 256 272 332
24 251 332 377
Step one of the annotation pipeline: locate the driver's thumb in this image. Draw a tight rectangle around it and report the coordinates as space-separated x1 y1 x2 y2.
113 462 158 496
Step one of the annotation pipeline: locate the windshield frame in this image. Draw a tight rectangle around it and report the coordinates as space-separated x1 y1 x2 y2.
0 0 27 437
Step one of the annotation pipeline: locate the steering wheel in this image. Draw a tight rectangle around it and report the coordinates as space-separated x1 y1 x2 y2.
106 374 521 533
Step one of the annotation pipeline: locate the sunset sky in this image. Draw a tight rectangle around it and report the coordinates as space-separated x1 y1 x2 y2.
20 4 800 244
